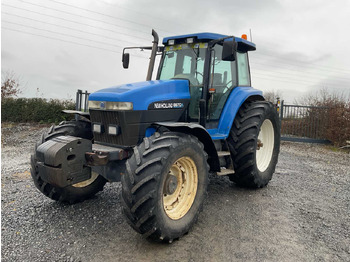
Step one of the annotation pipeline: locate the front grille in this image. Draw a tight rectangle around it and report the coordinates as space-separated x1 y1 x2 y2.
90 110 125 145
89 106 186 147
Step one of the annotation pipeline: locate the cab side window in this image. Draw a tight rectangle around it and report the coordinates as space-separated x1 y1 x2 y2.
237 52 251 86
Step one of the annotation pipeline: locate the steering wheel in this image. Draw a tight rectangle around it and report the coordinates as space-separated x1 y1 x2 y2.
226 80 233 87
222 80 233 93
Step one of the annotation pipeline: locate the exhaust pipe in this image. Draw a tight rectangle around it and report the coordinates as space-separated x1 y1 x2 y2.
146 29 159 81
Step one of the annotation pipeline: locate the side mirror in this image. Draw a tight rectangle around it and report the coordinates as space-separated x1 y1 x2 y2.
122 53 130 69
222 40 237 61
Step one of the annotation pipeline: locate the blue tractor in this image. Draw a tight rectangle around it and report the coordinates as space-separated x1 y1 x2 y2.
31 30 280 242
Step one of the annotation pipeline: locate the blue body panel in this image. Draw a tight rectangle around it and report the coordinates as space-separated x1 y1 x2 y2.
162 32 256 50
89 81 262 139
207 87 263 140
88 80 190 110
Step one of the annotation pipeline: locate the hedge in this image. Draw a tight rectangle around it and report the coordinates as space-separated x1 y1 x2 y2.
1 98 75 123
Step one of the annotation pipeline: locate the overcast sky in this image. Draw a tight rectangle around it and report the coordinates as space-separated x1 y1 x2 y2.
1 0 350 103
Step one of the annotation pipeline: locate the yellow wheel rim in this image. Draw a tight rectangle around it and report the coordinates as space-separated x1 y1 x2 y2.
163 156 198 220
72 172 99 188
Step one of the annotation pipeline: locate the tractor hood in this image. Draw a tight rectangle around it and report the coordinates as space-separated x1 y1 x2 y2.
88 80 190 110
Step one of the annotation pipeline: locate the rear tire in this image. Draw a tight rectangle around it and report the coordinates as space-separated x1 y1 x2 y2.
227 101 280 188
121 131 209 242
30 120 107 204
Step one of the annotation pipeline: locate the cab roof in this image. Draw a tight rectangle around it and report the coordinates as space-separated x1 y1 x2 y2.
162 32 256 51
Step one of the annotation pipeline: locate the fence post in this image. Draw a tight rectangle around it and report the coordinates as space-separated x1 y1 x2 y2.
280 100 284 133
280 100 284 120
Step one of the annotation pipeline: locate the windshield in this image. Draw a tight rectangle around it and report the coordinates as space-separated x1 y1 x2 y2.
159 43 207 86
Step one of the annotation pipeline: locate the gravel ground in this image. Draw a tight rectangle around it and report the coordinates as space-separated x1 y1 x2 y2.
1 123 350 262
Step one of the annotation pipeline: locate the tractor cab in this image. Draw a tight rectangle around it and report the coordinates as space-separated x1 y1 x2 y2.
121 31 257 131
157 33 256 127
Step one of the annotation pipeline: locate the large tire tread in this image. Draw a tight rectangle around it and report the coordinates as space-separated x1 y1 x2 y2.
228 101 280 188
121 131 208 242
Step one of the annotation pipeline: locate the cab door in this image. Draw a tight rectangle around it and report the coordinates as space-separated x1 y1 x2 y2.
207 44 252 128
206 44 237 127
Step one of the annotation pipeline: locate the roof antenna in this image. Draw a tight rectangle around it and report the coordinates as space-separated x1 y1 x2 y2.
249 29 253 42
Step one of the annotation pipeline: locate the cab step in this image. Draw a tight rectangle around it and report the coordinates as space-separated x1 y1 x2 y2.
217 151 231 157
217 168 235 176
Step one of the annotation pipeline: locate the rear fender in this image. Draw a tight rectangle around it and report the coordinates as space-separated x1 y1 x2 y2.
209 87 264 139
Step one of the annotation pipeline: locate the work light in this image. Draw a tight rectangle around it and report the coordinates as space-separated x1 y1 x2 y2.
92 123 102 133
186 38 194 44
108 125 120 136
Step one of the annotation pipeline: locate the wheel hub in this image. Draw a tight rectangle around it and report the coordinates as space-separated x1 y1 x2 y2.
257 139 264 150
164 174 178 195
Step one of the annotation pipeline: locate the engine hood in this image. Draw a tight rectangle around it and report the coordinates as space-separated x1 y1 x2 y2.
88 80 190 110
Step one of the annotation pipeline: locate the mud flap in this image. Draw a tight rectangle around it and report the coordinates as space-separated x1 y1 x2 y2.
36 136 92 187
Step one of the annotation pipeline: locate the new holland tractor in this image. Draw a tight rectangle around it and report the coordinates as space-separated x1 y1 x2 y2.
31 30 280 242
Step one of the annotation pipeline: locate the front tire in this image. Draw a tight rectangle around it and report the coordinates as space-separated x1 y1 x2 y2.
121 132 209 242
30 120 107 204
227 101 280 188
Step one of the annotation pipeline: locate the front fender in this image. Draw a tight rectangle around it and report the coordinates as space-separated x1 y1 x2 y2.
154 122 220 172
62 110 90 120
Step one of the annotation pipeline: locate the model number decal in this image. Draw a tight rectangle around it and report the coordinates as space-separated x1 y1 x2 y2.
153 102 184 109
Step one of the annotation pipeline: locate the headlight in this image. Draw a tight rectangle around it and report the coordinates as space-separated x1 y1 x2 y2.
88 101 133 110
106 102 133 110
88 101 100 109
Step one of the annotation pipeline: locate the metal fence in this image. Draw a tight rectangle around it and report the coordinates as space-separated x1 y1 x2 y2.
279 100 330 143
